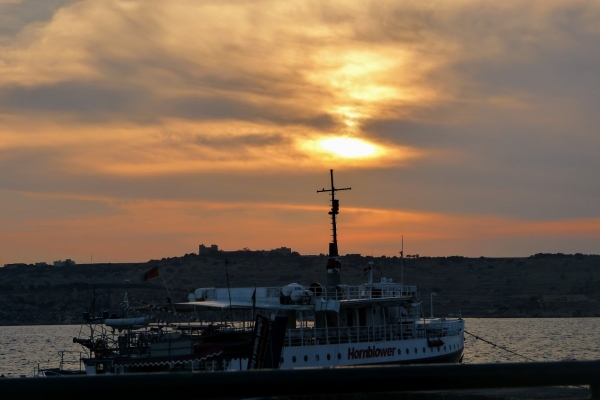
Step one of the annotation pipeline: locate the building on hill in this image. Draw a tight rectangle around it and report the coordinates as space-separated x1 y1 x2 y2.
199 244 219 256
271 247 292 256
3 263 28 269
53 259 76 266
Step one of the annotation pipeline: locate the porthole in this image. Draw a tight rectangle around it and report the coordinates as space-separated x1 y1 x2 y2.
405 348 409 355
398 349 402 356
316 355 320 361
292 356 297 363
338 353 342 360
444 345 447 351
422 347 426 353
437 347 440 352
327 354 331 360
414 348 417 354
304 355 308 362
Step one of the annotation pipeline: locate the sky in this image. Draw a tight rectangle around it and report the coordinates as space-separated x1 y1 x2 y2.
1 0 599 266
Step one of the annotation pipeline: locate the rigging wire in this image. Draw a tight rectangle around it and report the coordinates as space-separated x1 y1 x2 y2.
464 330 539 362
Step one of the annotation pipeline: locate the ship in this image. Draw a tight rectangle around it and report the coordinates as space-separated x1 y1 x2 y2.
44 170 464 375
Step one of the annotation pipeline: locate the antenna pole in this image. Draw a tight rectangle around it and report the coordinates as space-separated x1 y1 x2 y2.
317 169 351 256
400 236 404 287
225 259 234 324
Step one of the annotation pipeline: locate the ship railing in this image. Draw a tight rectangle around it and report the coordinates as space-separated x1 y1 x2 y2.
203 285 419 303
322 285 418 301
284 320 464 347
204 287 282 304
35 350 85 377
415 320 464 339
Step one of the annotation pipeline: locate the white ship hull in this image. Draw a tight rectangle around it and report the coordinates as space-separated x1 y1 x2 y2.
280 334 464 368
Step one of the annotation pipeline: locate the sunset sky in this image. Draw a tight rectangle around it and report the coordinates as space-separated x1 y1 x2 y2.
1 0 599 266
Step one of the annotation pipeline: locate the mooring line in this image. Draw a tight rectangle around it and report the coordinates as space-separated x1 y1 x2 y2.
464 330 538 362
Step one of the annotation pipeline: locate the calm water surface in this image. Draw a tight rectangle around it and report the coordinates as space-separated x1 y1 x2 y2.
1 318 599 377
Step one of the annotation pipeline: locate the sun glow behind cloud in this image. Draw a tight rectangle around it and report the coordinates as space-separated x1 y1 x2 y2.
318 137 378 158
0 0 445 176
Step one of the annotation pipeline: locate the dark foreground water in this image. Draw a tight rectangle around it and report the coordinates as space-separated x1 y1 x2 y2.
1 318 599 377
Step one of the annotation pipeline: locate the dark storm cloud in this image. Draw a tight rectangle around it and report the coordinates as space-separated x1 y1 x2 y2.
2 81 147 116
191 132 289 149
0 0 80 37
167 95 335 128
0 144 324 205
364 108 600 221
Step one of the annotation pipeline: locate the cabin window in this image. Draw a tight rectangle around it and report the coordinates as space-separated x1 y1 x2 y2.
304 355 308 362
327 354 331 360
287 311 297 329
444 345 447 351
414 348 417 354
326 313 338 327
405 348 409 355
316 355 320 361
338 353 342 360
292 356 297 363
358 308 367 326
422 347 426 353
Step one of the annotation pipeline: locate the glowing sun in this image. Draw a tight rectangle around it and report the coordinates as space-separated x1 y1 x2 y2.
318 137 378 158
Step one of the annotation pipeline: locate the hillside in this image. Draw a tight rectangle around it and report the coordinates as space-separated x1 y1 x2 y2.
1 252 599 325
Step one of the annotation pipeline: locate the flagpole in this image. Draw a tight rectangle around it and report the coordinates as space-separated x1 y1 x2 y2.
225 259 234 326
160 274 180 323
252 286 256 321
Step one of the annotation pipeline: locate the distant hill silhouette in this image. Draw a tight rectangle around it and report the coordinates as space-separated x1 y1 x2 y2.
1 251 599 325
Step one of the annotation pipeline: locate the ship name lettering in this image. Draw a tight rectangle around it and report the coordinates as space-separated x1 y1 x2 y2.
347 346 396 360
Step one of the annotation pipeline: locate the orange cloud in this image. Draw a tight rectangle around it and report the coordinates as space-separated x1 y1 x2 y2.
3 191 599 265
0 0 455 177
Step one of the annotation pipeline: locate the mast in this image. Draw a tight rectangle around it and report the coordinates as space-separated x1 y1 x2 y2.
317 169 351 257
317 169 350 291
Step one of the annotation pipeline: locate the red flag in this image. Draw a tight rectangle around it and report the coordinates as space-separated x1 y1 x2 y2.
143 267 160 281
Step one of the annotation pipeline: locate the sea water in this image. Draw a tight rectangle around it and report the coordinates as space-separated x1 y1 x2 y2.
1 318 600 377
462 318 600 363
